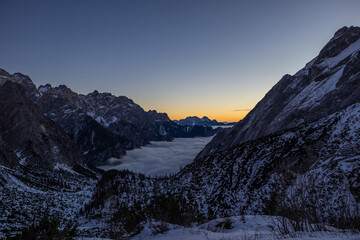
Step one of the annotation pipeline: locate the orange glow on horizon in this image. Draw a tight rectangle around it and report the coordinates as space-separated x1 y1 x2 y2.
167 110 250 123
140 98 254 123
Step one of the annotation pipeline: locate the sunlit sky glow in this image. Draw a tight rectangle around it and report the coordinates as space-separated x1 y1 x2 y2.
1 0 360 122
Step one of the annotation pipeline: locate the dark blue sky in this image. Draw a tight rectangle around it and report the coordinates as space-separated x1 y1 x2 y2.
1 0 360 121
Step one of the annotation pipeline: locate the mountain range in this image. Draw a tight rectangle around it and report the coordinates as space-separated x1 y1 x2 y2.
1 26 360 239
174 116 236 126
0 72 216 166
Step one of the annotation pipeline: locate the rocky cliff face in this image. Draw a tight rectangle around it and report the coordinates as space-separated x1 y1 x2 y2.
36 84 216 161
36 84 136 166
79 90 173 144
0 77 83 168
197 26 360 159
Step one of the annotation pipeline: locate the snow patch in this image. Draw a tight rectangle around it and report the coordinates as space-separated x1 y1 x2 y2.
319 38 360 68
53 163 79 175
15 150 27 165
39 85 51 92
279 66 345 118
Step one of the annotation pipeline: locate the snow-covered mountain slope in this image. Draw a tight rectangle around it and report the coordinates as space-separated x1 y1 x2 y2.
133 215 360 240
83 101 360 238
175 102 360 216
197 26 360 159
0 70 104 238
0 164 98 238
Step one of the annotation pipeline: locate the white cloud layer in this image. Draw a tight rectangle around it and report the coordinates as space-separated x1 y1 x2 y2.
99 137 213 176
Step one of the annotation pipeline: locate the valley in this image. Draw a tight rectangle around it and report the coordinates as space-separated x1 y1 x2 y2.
99 136 213 176
0 3 360 239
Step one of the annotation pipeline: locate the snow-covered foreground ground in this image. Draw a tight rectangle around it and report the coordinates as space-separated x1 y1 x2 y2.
99 136 213 176
131 216 360 240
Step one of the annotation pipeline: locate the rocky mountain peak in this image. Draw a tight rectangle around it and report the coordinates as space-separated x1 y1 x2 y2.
147 110 171 121
316 26 360 62
0 69 40 101
0 79 84 168
0 68 12 79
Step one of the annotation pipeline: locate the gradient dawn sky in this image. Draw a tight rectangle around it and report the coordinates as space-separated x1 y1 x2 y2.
1 0 360 122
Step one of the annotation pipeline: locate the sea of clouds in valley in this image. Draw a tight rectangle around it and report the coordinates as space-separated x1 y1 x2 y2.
99 136 213 176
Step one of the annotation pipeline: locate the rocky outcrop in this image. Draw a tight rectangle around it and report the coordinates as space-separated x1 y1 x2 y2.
317 26 360 60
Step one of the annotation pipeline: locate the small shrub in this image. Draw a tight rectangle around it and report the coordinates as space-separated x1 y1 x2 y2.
150 222 170 235
146 193 205 226
215 217 233 230
112 201 145 234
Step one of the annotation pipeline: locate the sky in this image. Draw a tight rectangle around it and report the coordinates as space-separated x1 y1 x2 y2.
1 0 360 122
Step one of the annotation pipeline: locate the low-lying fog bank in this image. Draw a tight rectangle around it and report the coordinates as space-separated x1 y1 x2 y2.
99 136 213 176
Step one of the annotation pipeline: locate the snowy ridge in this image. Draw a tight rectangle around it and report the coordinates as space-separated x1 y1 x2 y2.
319 38 360 68
0 165 98 238
281 66 345 113
179 102 360 215
197 26 360 159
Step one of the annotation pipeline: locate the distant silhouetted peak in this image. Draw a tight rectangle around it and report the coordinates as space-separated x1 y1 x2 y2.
0 68 11 78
